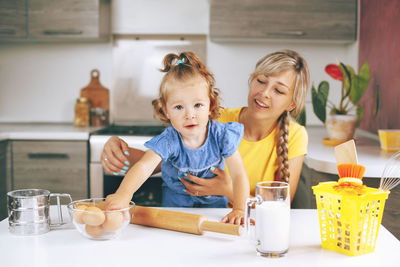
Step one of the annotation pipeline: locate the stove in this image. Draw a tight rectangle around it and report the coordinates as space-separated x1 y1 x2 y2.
89 124 166 204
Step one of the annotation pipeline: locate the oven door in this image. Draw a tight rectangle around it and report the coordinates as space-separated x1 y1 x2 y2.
89 135 163 206
103 173 162 207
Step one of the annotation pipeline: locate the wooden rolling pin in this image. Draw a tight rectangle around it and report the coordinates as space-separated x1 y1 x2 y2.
130 206 242 236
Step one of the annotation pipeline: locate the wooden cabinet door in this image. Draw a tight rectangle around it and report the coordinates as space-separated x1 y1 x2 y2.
28 0 109 41
0 0 27 39
12 141 88 201
210 0 357 41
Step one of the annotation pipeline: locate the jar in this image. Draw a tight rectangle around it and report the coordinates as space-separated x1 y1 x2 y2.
74 97 91 126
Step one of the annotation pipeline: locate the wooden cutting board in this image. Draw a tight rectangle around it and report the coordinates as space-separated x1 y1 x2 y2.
80 69 109 111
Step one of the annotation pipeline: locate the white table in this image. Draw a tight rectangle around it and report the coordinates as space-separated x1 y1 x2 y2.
0 208 399 267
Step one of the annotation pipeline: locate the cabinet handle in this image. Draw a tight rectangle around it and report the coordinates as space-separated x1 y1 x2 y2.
0 29 16 35
267 31 305 36
42 30 83 35
27 153 69 159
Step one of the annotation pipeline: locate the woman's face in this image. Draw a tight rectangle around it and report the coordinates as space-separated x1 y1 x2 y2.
247 70 296 121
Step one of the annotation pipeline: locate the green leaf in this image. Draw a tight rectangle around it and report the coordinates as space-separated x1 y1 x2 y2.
350 62 370 105
311 82 329 123
296 107 306 126
339 63 354 98
356 105 364 127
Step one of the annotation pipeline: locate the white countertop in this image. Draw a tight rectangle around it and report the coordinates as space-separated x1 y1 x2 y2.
305 126 394 177
0 208 399 267
0 123 102 141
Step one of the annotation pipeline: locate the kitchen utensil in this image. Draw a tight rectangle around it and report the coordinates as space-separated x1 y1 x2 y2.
67 198 135 240
245 181 290 258
130 206 242 236
379 150 400 191
334 139 358 165
337 163 365 179
313 182 389 256
80 69 109 126
7 189 72 235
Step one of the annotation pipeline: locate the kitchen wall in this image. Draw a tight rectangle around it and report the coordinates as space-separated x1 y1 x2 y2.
0 0 358 126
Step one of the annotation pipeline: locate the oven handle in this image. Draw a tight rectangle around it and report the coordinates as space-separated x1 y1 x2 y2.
27 153 69 159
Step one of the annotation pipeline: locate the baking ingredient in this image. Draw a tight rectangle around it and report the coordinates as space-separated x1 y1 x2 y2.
103 212 124 232
73 204 88 224
85 224 104 237
255 201 290 252
96 201 106 210
83 207 105 226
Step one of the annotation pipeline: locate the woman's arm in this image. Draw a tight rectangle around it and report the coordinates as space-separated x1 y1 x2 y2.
180 168 234 201
101 136 161 174
286 155 305 201
105 149 162 210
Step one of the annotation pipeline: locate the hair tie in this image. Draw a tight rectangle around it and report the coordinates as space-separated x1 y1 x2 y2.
177 59 184 65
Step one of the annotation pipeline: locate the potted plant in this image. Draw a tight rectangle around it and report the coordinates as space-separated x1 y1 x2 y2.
312 62 370 141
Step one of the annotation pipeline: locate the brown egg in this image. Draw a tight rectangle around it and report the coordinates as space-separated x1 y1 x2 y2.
83 206 105 226
77 201 95 207
73 204 87 224
95 201 106 210
103 211 124 232
85 224 104 237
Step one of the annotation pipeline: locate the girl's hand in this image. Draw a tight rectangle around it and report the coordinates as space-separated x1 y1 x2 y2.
180 167 233 200
221 209 244 225
101 136 130 174
104 193 130 210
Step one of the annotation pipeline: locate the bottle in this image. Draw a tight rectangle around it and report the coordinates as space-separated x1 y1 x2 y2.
74 97 91 127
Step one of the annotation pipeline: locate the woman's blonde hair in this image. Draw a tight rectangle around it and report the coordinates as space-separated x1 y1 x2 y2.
250 49 310 183
152 52 221 123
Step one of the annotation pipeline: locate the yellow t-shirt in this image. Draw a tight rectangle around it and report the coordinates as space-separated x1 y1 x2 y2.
218 107 308 195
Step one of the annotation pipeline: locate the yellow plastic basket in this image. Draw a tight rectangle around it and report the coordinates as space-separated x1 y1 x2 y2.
312 182 389 256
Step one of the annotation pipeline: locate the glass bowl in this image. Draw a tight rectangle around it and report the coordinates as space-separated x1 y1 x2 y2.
67 198 134 240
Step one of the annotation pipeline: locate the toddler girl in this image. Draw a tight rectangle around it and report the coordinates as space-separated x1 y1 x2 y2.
105 52 249 224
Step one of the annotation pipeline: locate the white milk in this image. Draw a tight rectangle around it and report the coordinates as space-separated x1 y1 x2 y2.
255 201 290 252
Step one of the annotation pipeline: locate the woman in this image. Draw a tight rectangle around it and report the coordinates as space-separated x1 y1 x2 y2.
101 49 309 206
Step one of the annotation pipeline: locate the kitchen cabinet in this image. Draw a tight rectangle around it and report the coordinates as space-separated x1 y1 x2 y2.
0 140 11 221
210 0 357 41
112 0 208 35
0 0 110 42
12 141 88 201
0 0 27 40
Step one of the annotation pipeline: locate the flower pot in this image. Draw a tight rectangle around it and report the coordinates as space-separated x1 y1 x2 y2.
325 114 357 141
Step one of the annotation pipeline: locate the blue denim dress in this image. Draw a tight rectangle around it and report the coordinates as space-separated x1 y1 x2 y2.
144 120 244 208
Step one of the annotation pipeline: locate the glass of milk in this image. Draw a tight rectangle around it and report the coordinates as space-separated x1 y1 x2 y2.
245 181 290 257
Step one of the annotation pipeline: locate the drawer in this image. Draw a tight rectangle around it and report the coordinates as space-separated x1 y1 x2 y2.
12 141 88 200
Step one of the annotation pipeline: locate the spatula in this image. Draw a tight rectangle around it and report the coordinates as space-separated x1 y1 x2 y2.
334 139 358 165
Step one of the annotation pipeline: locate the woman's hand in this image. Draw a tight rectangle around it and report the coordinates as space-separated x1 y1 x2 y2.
221 209 244 225
180 167 233 201
101 136 130 175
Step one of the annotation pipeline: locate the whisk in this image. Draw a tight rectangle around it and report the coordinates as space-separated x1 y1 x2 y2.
379 150 400 191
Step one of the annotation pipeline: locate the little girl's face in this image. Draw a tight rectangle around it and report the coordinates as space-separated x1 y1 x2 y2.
248 70 296 121
164 76 211 143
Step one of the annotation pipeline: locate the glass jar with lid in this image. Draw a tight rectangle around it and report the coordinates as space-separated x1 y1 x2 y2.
74 97 91 126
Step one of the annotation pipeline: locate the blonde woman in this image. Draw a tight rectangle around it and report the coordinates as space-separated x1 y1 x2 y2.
101 49 309 221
